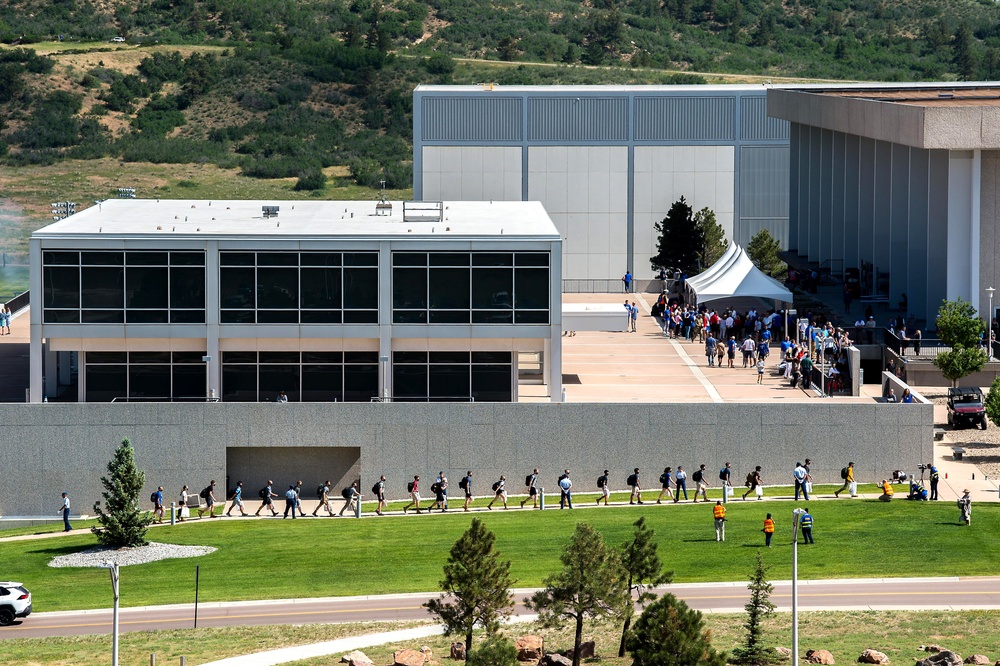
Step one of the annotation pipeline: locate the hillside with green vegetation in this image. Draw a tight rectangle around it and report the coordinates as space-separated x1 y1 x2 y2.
0 0 998 256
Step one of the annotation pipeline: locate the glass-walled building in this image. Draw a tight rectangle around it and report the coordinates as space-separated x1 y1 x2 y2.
30 199 562 403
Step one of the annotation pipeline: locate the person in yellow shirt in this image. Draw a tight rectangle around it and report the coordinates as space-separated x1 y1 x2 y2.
834 461 855 498
762 513 775 547
713 501 726 542
878 479 894 502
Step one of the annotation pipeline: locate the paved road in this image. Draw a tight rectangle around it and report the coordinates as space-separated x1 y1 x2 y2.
4 577 1000 640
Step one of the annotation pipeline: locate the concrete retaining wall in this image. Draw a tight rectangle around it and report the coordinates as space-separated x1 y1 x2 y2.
0 401 932 516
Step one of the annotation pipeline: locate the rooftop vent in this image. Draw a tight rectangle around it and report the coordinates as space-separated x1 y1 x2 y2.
375 179 392 216
262 205 279 219
403 201 444 223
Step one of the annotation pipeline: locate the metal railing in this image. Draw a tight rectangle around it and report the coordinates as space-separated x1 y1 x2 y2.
110 396 221 403
370 396 476 402
5 290 28 315
884 329 952 359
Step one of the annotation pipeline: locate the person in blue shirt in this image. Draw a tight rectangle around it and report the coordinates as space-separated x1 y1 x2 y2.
799 508 814 544
226 481 247 517
153 485 165 523
908 480 928 501
622 271 632 293
901 388 914 403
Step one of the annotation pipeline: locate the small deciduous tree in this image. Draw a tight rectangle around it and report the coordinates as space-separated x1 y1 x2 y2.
528 523 630 666
746 229 784 278
729 552 778 666
934 297 987 386
425 518 514 658
92 437 151 549
618 517 673 656
985 375 1000 427
626 593 727 666
694 207 728 270
650 196 703 276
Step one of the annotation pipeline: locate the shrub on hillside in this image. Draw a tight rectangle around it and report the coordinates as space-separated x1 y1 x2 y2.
294 167 327 191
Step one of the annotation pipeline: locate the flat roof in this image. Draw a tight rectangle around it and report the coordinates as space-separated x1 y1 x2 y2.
415 84 768 93
33 199 560 240
789 84 1000 108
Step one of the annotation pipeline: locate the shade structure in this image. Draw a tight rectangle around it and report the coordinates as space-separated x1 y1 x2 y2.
687 243 792 304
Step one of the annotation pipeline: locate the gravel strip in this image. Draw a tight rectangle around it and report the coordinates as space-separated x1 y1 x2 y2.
924 389 1000 478
49 542 216 568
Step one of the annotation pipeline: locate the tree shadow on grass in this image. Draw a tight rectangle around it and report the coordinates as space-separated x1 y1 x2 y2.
25 543 94 556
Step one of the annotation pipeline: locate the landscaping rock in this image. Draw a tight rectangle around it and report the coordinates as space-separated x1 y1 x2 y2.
516 636 545 661
858 649 890 664
394 649 427 666
422 647 433 661
921 647 943 654
807 650 836 664
568 641 595 660
539 653 573 666
451 643 466 661
775 647 793 660
964 656 989 665
341 651 374 666
917 650 962 666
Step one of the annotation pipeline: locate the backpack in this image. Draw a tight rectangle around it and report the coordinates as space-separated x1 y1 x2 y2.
150 492 158 502
745 472 755 487
431 482 441 494
317 485 326 498
341 487 352 499
659 472 668 485
719 469 727 480
525 474 534 487
371 482 382 495
627 473 637 487
492 481 501 492
259 487 268 498
597 476 606 488
407 481 415 493
692 470 703 483
200 486 211 500
840 467 849 480
459 477 468 490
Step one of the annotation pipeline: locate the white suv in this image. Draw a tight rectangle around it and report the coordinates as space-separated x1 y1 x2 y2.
0 582 31 625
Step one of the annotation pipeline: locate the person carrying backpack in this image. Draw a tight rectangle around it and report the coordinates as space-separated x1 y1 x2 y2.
226 481 247 517
742 466 763 501
459 471 473 511
312 480 333 516
521 468 539 509
372 475 387 516
197 480 217 519
338 481 361 516
596 469 610 506
627 468 643 504
255 480 279 517
487 475 508 510
656 467 673 504
403 475 422 514
834 462 854 498
151 485 165 524
428 474 448 512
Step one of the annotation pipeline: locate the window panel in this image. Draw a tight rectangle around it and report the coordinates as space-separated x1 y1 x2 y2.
82 309 124 323
170 252 205 266
127 252 168 265
472 268 513 310
81 252 123 265
344 252 377 266
173 352 206 363
472 253 513 266
344 351 378 363
393 268 426 309
393 253 426 266
429 311 469 323
257 252 298 266
343 267 378 309
129 365 171 398
126 266 168 309
173 365 206 399
472 365 512 402
43 251 78 265
430 253 470 266
257 310 298 324
85 365 126 402
429 268 470 309
303 351 342 363
302 365 343 402
257 267 297 309
393 310 427 324
301 310 341 323
343 310 378 323
44 310 79 323
221 310 254 323
260 352 300 364
220 267 255 309
301 268 341 309
81 267 124 309
343 364 378 401
393 364 427 398
170 267 205 309
514 267 549 310
430 352 469 363
44 267 79 308
472 310 512 324
516 253 549 266
130 352 171 363
127 309 169 324
515 311 549 324
430 365 470 400
301 253 341 267
88 352 127 363
223 351 257 363
259 365 299 402
221 252 254 266
222 365 257 402
472 352 512 364
394 352 427 363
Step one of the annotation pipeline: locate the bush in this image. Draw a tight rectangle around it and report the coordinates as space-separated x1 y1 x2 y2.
425 52 457 74
626 594 727 666
467 638 519 666
294 167 327 191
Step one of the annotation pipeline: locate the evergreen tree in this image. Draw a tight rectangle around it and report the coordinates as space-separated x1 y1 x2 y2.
746 229 784 278
92 437 151 549
730 552 778 666
618 517 673 656
650 196 703 276
694 207 727 270
934 297 987 386
425 518 515 658
528 523 630 666
954 24 976 80
626 593 727 666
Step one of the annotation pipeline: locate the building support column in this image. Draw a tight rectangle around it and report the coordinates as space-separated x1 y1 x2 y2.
972 149 982 312
378 241 392 400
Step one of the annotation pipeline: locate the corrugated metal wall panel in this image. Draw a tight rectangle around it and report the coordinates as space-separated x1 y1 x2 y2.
740 145 790 248
740 96 790 141
528 97 629 142
422 97 522 142
634 97 735 141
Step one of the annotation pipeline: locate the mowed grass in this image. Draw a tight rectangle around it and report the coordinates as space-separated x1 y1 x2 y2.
4 496 997 613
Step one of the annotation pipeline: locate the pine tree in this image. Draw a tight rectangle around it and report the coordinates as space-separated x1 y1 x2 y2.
650 196 704 276
746 229 784 277
694 207 727 270
618 517 673 656
529 523 630 666
954 24 976 81
425 518 515 658
626 593 727 666
92 437 152 549
730 552 778 666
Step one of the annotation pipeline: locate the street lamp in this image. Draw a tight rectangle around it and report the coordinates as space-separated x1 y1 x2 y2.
99 561 120 666
987 288 995 360
790 508 806 666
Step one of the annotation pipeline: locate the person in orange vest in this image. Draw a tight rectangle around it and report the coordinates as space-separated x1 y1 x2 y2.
878 479 894 502
762 513 775 548
713 500 726 542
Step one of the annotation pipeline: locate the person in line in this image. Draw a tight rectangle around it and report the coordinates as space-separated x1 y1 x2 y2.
799 507 814 544
339 482 361 516
487 475 508 510
460 471 473 512
294 480 307 517
656 466 673 504
674 465 688 502
282 484 298 519
720 462 733 501
878 479 894 502
597 469 610 506
929 465 940 501
628 467 643 504
152 485 165 524
373 475 387 516
727 336 737 368
958 489 972 525
312 480 333 517
558 470 573 509
428 476 447 512
198 480 218 518
179 485 190 521
713 500 726 542
521 468 539 509
834 462 854 498
693 464 710 503
256 480 279 517
226 481 247 517
743 466 763 500
762 513 775 548
439 471 449 510
793 462 809 501
58 492 71 532
403 475 422 514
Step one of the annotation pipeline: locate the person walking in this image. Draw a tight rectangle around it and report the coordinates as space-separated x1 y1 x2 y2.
152 485 165 523
743 466 763 500
226 481 247 517
834 462 854 498
428 476 447 512
339 482 361 516
756 356 766 383
373 475 387 516
623 271 632 293
256 480 279 517
179 485 190 521
674 465 688 502
799 508 814 544
762 513 775 547
558 470 573 509
439 472 449 510
294 480 307 517
312 480 333 516
958 489 972 525
521 468 539 509
628 467 643 504
713 500 726 542
58 492 71 532
487 475 508 510
597 469 610 506
198 480 218 518
929 465 940 501
706 334 718 367
460 471 473 511
403 475 422 514
282 485 298 519
719 462 733 501
793 462 809 501
656 466 672 504
693 464 709 503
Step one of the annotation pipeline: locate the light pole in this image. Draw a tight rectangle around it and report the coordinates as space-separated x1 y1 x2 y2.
99 561 120 666
791 508 806 666
987 288 995 360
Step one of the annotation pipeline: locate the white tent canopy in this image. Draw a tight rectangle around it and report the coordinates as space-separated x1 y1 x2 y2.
687 243 793 304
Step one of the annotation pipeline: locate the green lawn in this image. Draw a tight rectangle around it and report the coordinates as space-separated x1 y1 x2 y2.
5 495 995 613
